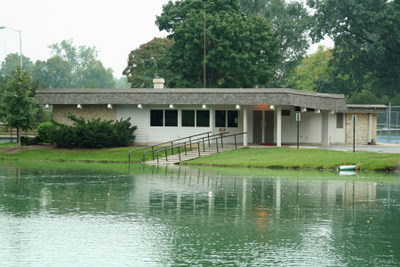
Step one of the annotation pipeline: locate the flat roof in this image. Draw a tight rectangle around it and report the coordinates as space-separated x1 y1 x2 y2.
346 104 387 113
36 88 348 111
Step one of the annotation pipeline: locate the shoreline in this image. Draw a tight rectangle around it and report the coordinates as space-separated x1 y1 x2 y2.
1 144 399 172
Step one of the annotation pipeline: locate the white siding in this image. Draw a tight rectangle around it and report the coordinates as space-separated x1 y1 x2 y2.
116 104 345 145
280 107 322 144
117 104 245 145
328 113 345 144
116 105 149 144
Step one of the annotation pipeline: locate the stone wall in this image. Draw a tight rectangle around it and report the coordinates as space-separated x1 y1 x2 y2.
53 104 116 125
345 113 377 145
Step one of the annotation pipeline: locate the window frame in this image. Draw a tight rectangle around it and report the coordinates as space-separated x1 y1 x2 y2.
196 110 210 127
150 109 164 127
181 110 195 127
165 110 178 127
215 110 226 128
336 113 344 129
227 110 239 128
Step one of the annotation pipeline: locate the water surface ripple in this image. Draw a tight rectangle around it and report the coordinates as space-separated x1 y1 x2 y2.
0 163 399 266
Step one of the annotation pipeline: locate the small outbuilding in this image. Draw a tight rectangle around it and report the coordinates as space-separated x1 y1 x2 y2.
35 78 386 146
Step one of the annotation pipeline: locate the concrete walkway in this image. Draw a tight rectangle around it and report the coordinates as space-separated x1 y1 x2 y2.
249 143 400 154
316 143 400 154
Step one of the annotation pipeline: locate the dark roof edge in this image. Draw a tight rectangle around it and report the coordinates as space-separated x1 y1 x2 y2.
35 88 345 99
346 104 387 113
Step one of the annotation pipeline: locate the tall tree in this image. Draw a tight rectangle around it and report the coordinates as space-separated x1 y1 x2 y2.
123 38 174 88
32 56 72 89
74 59 116 88
285 46 332 92
156 0 280 88
0 68 38 145
0 53 34 76
308 0 400 98
33 40 115 88
49 39 97 73
240 0 311 87
114 76 130 88
239 0 268 16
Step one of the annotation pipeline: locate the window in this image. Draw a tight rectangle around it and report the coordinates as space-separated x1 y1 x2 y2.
227 110 238 127
282 110 291 116
182 110 195 127
197 110 210 127
150 110 163 126
165 110 178 126
215 110 226 127
337 113 343 128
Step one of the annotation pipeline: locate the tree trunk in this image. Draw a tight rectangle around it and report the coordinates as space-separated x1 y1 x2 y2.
17 126 21 146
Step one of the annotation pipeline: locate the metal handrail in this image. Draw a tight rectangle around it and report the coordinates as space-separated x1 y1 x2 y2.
128 131 211 162
155 142 202 164
138 132 226 163
145 132 247 164
171 131 229 149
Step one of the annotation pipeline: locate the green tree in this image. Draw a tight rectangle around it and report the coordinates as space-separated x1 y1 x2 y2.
308 0 400 99
75 59 116 88
49 39 97 73
156 0 280 88
285 46 332 91
114 76 130 88
0 53 34 76
240 0 311 87
347 90 387 105
0 68 38 145
239 0 268 16
32 56 72 89
123 38 174 88
32 40 115 88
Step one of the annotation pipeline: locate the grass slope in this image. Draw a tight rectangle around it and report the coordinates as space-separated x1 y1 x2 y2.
0 143 137 162
184 147 400 171
1 144 399 171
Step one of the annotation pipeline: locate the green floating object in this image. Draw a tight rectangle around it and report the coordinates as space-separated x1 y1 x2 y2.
338 165 356 171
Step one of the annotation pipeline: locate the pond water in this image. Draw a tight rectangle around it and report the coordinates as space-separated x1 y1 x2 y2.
1 162 400 266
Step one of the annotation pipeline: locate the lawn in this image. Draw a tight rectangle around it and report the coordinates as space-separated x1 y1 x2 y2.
184 147 400 171
1 143 399 171
0 143 141 163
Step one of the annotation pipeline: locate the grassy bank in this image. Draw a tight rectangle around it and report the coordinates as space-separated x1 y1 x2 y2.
0 143 137 163
1 143 399 171
183 147 400 171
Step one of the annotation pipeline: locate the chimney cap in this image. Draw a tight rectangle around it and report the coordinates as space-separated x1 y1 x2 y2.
153 78 165 89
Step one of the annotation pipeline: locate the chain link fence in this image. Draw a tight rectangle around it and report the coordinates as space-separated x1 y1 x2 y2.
377 104 400 143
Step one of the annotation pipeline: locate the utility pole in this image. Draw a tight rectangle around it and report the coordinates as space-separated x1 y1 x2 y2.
203 9 206 88
0 26 22 68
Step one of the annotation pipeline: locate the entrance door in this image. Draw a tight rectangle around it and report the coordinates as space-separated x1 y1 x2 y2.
253 110 263 143
253 110 275 144
265 111 274 143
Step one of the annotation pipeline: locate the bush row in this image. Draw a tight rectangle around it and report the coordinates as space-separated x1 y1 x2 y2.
23 114 137 148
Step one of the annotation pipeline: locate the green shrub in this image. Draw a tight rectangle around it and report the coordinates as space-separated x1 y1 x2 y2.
50 114 137 148
21 136 41 146
37 121 55 143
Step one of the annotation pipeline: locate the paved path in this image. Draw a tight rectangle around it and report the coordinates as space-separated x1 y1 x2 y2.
317 143 400 154
248 143 400 153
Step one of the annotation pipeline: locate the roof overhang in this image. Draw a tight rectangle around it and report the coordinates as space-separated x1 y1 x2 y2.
35 88 348 112
346 104 387 113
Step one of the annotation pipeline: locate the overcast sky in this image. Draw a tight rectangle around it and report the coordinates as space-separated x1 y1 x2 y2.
0 0 331 79
0 0 171 78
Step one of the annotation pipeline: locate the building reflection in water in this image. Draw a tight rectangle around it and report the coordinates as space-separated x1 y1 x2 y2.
133 165 379 224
